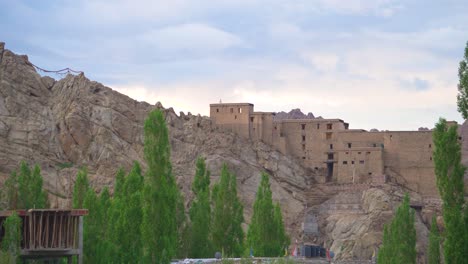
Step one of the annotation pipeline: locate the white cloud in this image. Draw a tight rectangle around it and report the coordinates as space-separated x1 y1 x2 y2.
140 23 243 53
301 52 340 72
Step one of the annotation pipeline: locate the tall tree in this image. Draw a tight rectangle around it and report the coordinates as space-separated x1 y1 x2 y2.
4 170 18 209
428 216 440 264
273 202 290 255
72 168 89 209
189 157 212 258
0 212 22 264
114 162 144 263
141 109 181 264
82 188 102 264
113 167 126 199
16 162 48 209
433 119 466 263
456 41 468 119
212 164 244 257
377 194 416 264
247 173 289 257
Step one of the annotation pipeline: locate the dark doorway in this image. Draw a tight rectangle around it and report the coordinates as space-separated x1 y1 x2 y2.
327 163 334 182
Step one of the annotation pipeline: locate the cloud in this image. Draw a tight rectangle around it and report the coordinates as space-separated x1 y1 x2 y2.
2 0 467 131
301 52 340 72
140 23 243 54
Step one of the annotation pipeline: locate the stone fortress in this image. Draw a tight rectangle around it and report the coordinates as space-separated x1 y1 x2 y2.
210 102 447 197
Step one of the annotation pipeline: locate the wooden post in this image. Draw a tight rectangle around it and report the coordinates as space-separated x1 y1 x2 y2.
78 216 83 264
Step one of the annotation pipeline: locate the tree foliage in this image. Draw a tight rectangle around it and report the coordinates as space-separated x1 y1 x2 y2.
113 162 144 263
3 161 48 210
189 157 212 258
457 41 468 119
428 216 440 264
0 212 22 263
212 164 245 257
377 194 416 264
72 168 89 209
247 172 289 257
433 119 466 263
141 109 182 264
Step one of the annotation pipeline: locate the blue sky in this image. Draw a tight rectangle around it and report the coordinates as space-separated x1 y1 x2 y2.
1 0 467 130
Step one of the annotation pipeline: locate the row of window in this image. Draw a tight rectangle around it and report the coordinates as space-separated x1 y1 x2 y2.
301 124 333 130
216 108 243 114
342 160 365 165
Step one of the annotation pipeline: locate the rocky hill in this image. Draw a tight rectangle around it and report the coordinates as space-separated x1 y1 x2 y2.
0 42 309 237
0 42 450 262
273 108 316 120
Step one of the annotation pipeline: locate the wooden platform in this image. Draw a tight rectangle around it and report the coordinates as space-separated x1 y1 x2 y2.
0 209 88 264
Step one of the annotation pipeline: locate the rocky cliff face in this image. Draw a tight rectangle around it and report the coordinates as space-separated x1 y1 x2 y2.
273 108 316 120
0 42 308 237
0 43 446 262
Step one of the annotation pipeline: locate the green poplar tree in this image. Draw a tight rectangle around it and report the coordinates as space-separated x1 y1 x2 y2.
116 162 144 263
189 157 212 258
82 188 100 263
4 171 18 209
141 109 181 264
72 168 89 209
428 216 440 264
17 162 48 209
273 202 290 255
113 167 126 198
433 119 466 263
212 164 244 257
377 194 416 264
456 41 468 119
247 173 289 257
0 212 21 264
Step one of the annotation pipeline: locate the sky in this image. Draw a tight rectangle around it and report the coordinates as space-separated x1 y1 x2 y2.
1 0 467 130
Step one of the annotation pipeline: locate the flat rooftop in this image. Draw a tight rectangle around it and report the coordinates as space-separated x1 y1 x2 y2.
210 103 253 107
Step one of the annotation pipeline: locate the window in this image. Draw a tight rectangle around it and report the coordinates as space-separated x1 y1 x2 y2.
301 124 306 130
358 152 361 154
430 156 432 161
351 161 355 164
302 156 306 160
274 126 277 130
238 108 242 113
302 135 306 142
216 108 219 113
348 143 352 148
343 161 348 165
368 172 372 175
327 123 332 130
317 124 320 129
326 132 332 140
328 153 334 159
302 144 306 151
345 151 349 154
367 151 371 154
330 144 333 149
250 117 254 122
373 143 377 147
235 115 237 119
230 108 233 113
429 144 431 148
359 160 364 164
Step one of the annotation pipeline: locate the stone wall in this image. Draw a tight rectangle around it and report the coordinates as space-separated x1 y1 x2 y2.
210 103 440 196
